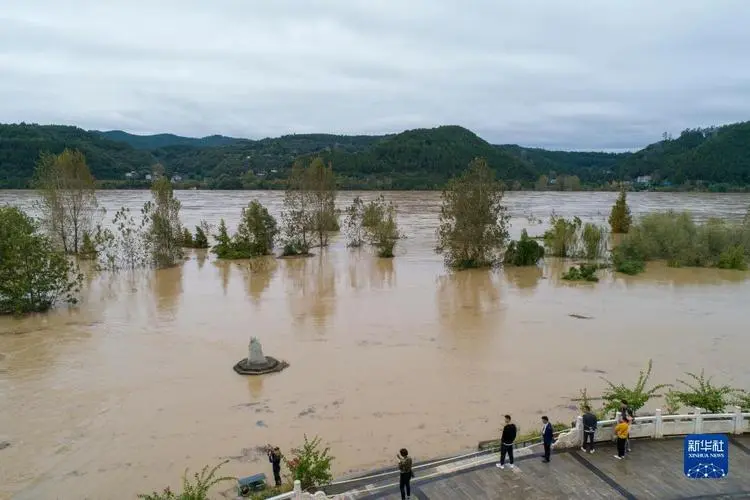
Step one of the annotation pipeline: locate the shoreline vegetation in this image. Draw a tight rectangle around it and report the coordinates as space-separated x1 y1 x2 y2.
3 121 750 193
2 149 750 315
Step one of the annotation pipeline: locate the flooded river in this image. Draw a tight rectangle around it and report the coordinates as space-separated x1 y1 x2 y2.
1 190 749 499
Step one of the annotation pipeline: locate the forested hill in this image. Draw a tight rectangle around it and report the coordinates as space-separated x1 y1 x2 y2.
615 121 750 186
95 130 241 149
1 121 750 190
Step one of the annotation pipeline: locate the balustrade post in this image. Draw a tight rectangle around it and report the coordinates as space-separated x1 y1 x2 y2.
575 415 583 446
734 406 743 435
293 480 302 499
694 408 703 434
654 408 663 438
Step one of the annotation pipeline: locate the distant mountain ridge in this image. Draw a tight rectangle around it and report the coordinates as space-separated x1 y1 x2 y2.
94 130 241 149
1 120 749 190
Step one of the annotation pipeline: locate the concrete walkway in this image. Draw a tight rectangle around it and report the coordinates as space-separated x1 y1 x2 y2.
326 435 750 499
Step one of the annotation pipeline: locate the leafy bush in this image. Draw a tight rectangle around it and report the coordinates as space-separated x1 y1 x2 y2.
362 196 401 258
193 222 210 249
284 435 334 492
608 188 632 233
717 245 747 270
181 227 194 248
672 370 737 413
561 263 599 282
543 215 582 257
212 202 278 259
504 229 545 266
600 359 671 413
732 390 750 411
247 484 293 500
137 460 234 500
664 389 682 415
0 205 83 315
612 211 750 273
582 223 607 261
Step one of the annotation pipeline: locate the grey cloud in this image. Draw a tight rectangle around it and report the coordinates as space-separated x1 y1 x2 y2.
1 0 750 149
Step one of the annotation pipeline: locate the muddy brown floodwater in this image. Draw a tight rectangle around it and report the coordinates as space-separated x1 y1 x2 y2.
1 190 750 499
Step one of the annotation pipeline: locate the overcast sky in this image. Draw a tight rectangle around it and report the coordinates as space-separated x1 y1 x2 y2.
2 0 749 150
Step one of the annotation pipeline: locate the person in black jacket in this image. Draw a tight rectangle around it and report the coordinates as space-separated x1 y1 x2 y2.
495 415 517 469
541 416 554 463
581 406 598 453
267 446 282 486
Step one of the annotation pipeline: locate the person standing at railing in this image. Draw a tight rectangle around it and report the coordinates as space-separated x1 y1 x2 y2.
614 418 630 459
581 406 598 454
541 416 554 463
396 448 413 500
495 414 517 469
619 400 634 453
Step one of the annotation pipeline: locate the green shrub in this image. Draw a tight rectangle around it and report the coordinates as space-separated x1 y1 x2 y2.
247 484 294 500
663 389 682 415
600 359 671 414
212 202 279 259
612 211 750 273
672 370 737 413
561 263 599 282
138 460 234 500
504 229 545 266
543 215 581 257
0 205 83 315
284 435 334 492
582 223 607 261
181 227 194 248
717 245 747 270
732 390 750 411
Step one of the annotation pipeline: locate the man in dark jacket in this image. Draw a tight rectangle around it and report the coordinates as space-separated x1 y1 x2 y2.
541 416 554 463
581 406 598 453
495 414 517 469
267 446 282 486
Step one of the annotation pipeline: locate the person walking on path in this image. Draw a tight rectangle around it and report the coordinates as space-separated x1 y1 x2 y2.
614 417 630 459
541 416 554 463
267 446 282 486
581 406 598 453
495 415 517 469
397 448 413 500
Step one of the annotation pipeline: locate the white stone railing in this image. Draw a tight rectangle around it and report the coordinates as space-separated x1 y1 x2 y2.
266 480 354 500
264 407 749 499
553 405 750 449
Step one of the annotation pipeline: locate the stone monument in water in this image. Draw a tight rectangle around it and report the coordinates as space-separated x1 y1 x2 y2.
233 336 289 375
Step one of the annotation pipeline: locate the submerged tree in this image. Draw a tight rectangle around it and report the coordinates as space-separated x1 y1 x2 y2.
306 157 339 247
33 149 99 254
609 187 632 234
362 196 401 258
0 205 82 314
143 177 184 268
280 160 315 256
343 196 366 247
436 158 510 269
232 200 279 258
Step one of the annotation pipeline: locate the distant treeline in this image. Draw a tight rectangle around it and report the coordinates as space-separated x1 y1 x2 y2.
2 121 750 191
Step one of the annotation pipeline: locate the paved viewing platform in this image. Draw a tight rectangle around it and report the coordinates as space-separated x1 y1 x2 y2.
327 435 750 499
